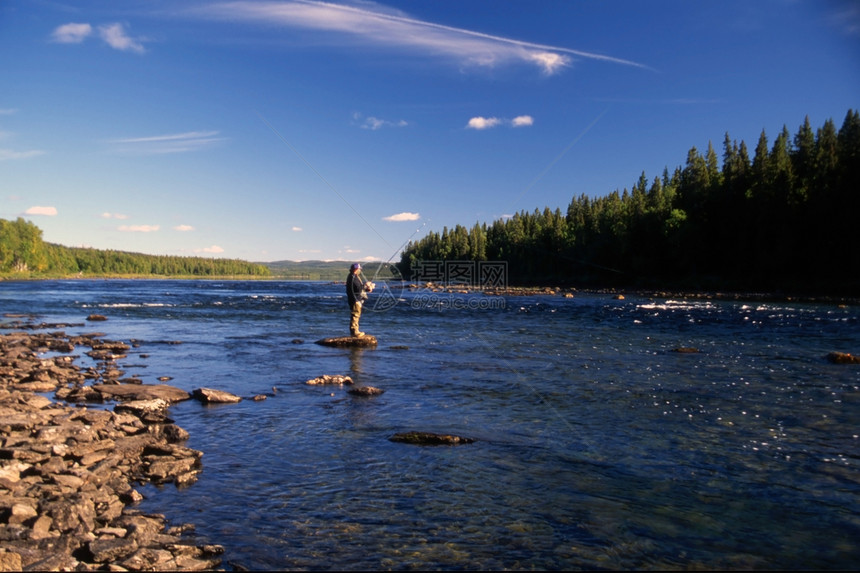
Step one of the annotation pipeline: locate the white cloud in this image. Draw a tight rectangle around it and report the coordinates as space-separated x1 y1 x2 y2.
195 245 225 254
0 149 45 161
23 206 57 216
527 52 568 75
467 115 535 129
292 226 302 231
52 23 93 44
118 224 160 232
174 224 195 231
383 212 420 222
101 212 129 220
195 1 649 75
111 130 225 154
467 117 501 130
52 21 147 53
98 23 146 54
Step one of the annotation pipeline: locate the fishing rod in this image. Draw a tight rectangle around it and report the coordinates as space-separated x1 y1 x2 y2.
256 111 434 291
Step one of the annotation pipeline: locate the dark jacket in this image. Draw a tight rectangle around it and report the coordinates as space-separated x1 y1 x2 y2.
346 272 364 306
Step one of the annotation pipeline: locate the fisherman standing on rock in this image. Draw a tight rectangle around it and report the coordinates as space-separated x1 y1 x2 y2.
346 263 373 337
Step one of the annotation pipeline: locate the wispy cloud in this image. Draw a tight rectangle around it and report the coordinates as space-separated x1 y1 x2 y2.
194 1 649 75
174 224 195 231
118 224 160 232
111 130 225 154
101 212 129 220
352 112 408 130
98 23 146 54
23 206 57 216
292 226 303 231
0 108 19 115
194 245 225 254
0 123 45 160
0 148 45 161
51 22 147 53
827 0 860 36
467 115 533 130
383 212 420 222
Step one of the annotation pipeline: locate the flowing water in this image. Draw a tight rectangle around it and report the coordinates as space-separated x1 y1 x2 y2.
1 279 858 570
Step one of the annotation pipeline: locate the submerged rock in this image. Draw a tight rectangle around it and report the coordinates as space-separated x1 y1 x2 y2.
347 386 385 396
827 351 860 364
671 347 700 353
315 335 378 348
389 431 475 445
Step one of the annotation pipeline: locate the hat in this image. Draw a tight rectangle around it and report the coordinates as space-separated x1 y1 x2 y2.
350 263 361 271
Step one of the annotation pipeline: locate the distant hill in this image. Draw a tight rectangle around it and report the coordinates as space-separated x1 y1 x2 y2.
262 260 402 281
263 260 359 280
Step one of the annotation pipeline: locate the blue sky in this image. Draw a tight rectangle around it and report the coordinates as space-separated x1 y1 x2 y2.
2 0 858 263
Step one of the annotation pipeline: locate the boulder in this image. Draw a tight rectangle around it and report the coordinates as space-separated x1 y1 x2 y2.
192 388 242 404
389 431 475 445
315 335 378 348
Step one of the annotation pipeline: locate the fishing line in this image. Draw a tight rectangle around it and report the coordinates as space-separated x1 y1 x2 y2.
448 108 616 444
255 111 393 250
504 107 609 216
370 218 430 282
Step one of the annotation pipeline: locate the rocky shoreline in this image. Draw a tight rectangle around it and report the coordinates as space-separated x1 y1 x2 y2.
412 282 859 305
0 324 225 571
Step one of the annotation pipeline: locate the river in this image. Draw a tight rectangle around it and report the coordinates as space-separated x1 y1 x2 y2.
1 279 858 570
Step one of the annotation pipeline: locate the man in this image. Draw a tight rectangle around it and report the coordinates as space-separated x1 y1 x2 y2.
346 263 372 337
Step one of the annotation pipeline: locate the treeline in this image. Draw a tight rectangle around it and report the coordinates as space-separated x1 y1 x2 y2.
398 110 860 294
0 218 270 277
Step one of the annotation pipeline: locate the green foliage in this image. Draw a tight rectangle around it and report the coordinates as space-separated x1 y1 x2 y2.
398 110 860 294
0 219 270 278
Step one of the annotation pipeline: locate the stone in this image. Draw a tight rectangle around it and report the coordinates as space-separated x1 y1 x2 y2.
94 383 191 404
305 375 353 385
347 386 385 396
114 399 170 417
827 351 860 364
0 330 222 570
0 550 22 571
389 431 475 445
315 335 378 348
192 388 242 404
89 536 140 563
